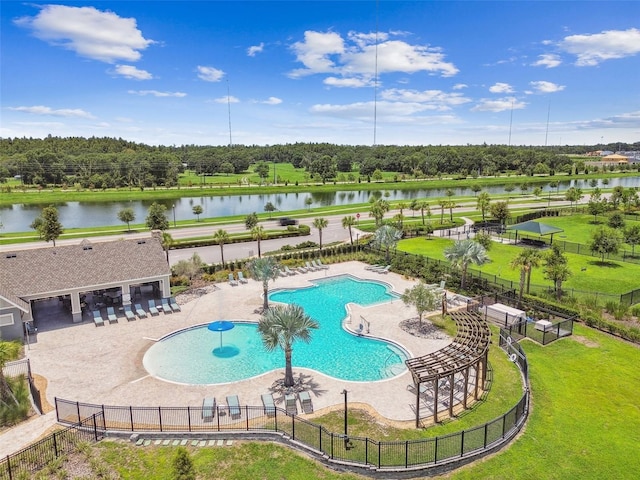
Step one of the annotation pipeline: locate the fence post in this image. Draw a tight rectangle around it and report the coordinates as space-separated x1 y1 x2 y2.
502 414 507 438
92 414 98 441
158 407 163 432
405 440 409 467
76 401 81 423
6 455 11 480
130 406 134 431
434 436 438 464
187 406 191 432
319 425 322 452
484 423 488 448
274 407 278 432
53 431 59 457
460 430 465 457
246 406 249 430
378 441 381 468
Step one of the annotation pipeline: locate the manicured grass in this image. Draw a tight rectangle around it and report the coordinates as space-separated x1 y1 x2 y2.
398 236 640 295
451 324 640 479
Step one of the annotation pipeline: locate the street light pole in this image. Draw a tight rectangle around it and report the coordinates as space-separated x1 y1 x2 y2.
172 204 176 228
341 389 348 436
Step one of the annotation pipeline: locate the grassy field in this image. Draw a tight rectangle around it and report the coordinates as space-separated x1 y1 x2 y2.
398 236 640 295
29 324 640 479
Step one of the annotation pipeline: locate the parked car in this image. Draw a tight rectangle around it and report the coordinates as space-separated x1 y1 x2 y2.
279 217 298 226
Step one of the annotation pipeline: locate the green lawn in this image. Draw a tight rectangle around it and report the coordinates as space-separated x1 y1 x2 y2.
398 236 640 295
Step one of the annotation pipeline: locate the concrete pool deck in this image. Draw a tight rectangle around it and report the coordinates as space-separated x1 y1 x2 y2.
17 262 458 444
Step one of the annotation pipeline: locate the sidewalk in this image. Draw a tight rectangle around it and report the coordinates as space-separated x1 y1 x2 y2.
0 411 58 458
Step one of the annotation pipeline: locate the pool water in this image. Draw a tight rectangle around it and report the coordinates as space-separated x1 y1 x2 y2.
143 275 408 384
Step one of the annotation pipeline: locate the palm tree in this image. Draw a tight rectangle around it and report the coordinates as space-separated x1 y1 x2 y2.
342 215 356 245
444 239 489 290
477 192 491 222
161 232 174 263
372 225 402 264
419 201 430 226
251 225 268 258
258 304 319 387
213 229 230 266
438 199 447 224
247 256 282 312
510 248 543 306
312 217 328 250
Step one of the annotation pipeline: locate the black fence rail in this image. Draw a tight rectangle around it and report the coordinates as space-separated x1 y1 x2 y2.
54 379 529 474
0 413 104 480
499 318 574 345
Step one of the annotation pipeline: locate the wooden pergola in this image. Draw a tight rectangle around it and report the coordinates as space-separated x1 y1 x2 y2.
406 311 491 426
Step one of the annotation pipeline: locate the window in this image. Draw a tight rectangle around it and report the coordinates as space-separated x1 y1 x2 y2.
0 313 15 327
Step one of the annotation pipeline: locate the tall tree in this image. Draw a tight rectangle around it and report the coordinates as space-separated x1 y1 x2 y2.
37 205 64 246
161 232 174 263
117 207 136 232
490 201 511 227
213 229 230 265
258 304 319 388
587 189 606 223
510 248 542 306
146 202 170 231
624 224 640 256
312 217 328 250
251 225 268 258
341 215 356 245
372 224 402 263
419 201 431 226
247 256 282 311
401 282 438 325
444 239 489 289
476 192 491 222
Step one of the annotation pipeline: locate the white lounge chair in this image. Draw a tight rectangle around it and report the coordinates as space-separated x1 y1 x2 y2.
169 297 181 312
202 397 216 421
134 303 148 318
237 271 248 284
297 265 308 274
261 393 276 417
161 298 173 313
305 261 319 272
312 259 327 270
374 265 391 274
365 264 382 271
298 391 314 414
226 395 241 418
316 259 330 269
285 393 297 415
148 300 160 316
228 273 238 286
284 266 297 276
123 304 136 321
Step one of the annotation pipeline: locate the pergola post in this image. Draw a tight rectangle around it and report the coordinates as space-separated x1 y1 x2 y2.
433 378 439 424
448 373 455 418
463 367 469 409
415 381 421 428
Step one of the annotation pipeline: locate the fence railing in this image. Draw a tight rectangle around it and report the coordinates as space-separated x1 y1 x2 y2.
0 413 104 480
54 371 529 473
2 358 42 414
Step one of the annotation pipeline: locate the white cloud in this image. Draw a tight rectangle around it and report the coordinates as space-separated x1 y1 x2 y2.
14 5 153 63
532 54 562 68
489 83 514 94
128 90 187 97
289 30 458 80
324 76 372 88
471 97 526 113
380 88 471 110
573 110 640 130
213 96 240 104
114 65 153 80
452 83 468 90
247 42 264 56
529 81 565 94
559 28 640 66
197 65 225 82
8 105 95 119
260 97 282 105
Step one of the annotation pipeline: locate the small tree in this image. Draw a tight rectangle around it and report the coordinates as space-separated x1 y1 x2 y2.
490 201 511 227
264 202 276 219
304 197 313 211
247 256 281 311
607 211 625 229
401 282 438 325
624 224 640 256
543 245 571 300
245 212 259 230
587 189 606 223
589 226 623 263
254 162 270 183
312 217 328 250
192 205 203 222
476 192 491 222
146 202 169 231
172 253 203 280
117 207 136 232
33 205 64 246
564 187 582 211
258 304 319 387
172 447 196 480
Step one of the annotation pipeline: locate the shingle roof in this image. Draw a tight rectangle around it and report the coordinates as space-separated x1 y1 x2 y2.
0 236 170 298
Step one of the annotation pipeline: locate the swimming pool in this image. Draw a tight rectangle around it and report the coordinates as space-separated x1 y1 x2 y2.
143 275 408 384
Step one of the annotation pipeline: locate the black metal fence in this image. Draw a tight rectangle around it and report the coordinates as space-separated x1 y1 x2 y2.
0 413 104 480
499 318 574 346
54 384 528 473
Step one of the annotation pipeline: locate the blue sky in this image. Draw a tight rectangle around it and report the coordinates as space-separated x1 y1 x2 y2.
1 1 639 147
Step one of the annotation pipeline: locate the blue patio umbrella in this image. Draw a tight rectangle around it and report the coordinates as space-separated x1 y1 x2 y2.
208 320 235 349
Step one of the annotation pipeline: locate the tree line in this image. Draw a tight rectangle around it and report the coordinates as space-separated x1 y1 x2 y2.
2 136 639 189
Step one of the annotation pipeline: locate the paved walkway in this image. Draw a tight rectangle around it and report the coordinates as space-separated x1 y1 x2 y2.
1 262 460 457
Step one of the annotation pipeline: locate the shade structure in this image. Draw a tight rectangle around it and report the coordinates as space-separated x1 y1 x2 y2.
208 321 235 349
506 220 564 244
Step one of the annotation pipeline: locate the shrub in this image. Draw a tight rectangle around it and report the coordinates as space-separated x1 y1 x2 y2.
172 447 196 480
170 275 190 287
631 304 640 317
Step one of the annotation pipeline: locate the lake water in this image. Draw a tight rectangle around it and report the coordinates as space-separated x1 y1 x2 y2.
1 177 638 233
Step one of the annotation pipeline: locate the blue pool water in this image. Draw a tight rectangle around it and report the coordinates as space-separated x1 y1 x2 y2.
143 275 408 384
